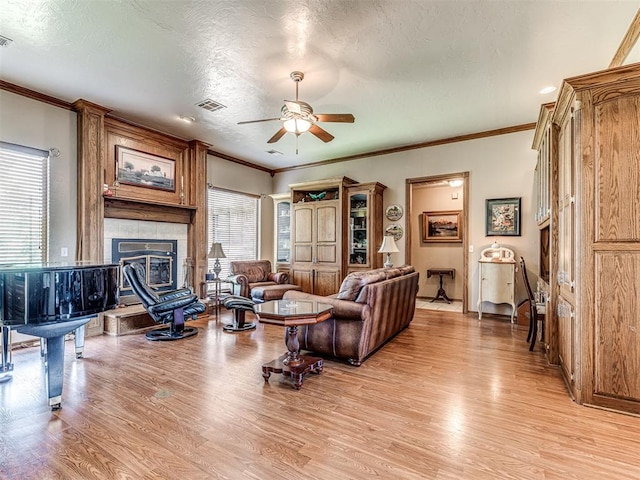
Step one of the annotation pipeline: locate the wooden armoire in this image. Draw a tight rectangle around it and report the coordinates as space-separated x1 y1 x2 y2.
533 62 640 415
288 177 386 296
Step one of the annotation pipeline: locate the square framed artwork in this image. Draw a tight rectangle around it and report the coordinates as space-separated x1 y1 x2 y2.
486 197 521 236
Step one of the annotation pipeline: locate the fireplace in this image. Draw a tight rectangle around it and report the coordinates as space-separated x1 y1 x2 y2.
112 238 178 305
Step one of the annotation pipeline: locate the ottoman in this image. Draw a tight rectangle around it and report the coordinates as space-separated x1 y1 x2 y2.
251 284 302 303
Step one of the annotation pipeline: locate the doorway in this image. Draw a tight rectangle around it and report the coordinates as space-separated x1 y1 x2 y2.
406 172 469 313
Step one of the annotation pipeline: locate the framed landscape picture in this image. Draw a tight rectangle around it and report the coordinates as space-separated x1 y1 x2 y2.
116 146 176 192
422 210 462 243
486 197 521 236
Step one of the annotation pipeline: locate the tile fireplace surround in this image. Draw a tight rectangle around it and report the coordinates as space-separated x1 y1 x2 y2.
104 218 188 299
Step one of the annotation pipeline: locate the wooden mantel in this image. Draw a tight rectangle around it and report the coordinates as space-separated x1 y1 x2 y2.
73 100 209 287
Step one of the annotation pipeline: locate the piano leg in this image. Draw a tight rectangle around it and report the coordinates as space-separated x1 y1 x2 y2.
45 335 65 410
17 317 91 410
0 325 13 383
74 324 86 359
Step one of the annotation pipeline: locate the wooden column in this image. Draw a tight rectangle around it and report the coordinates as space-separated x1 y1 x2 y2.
72 99 111 262
187 140 210 290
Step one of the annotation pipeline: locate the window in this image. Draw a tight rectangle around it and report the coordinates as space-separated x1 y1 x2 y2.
0 142 49 264
207 187 259 279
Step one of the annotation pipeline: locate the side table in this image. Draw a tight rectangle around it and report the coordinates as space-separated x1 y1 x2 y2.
427 268 455 303
254 300 333 390
200 278 231 322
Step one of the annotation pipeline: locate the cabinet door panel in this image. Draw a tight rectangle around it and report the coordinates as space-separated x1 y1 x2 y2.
294 207 313 243
480 263 514 304
295 245 312 263
314 269 341 296
596 96 640 242
316 244 337 264
594 252 640 399
291 268 313 294
316 204 337 243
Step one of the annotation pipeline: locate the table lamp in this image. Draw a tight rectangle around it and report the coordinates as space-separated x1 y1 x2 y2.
207 242 226 281
378 235 399 268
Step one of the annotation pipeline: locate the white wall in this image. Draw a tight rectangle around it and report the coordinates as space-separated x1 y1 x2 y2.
0 90 78 263
273 130 539 315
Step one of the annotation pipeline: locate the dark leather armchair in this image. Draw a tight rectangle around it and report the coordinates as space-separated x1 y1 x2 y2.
122 262 205 341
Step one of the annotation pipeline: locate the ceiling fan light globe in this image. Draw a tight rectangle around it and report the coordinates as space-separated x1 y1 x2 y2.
283 118 312 134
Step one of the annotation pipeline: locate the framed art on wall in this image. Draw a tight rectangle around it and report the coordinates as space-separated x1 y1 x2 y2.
422 210 462 243
486 197 521 236
116 145 176 192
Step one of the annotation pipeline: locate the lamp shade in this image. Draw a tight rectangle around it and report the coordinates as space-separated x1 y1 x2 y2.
207 242 226 259
378 235 399 254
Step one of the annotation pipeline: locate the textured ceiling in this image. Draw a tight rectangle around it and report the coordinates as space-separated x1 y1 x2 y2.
1 1 638 170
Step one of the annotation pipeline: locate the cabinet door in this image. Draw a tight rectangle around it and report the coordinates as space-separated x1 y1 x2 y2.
557 112 575 296
275 200 291 264
348 191 369 267
480 263 514 304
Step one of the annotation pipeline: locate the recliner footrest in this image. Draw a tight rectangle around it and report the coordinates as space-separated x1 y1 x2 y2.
222 296 256 333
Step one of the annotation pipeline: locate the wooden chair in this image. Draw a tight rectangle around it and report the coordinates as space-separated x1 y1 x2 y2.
519 256 541 351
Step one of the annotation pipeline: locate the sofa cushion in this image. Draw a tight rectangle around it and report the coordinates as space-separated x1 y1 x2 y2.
336 269 388 301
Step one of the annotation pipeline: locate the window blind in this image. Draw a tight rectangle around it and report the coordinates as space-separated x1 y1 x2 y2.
0 142 49 264
207 187 258 279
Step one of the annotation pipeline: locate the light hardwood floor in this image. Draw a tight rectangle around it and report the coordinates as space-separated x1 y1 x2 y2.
1 309 639 480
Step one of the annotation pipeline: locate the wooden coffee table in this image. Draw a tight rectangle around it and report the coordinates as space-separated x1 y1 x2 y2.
254 300 333 390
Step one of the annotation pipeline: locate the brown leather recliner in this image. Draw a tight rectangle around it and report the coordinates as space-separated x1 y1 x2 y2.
227 260 289 299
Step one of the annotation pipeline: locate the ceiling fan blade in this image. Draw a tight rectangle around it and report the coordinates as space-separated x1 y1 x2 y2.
309 124 335 143
237 117 282 125
284 100 303 114
315 113 355 123
267 127 287 143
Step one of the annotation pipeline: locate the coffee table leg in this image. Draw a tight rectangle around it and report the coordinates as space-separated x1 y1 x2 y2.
283 325 302 367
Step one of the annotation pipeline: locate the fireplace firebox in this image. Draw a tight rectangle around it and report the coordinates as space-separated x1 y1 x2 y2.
112 239 178 305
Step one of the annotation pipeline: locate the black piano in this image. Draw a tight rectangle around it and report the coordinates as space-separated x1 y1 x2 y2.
0 263 118 409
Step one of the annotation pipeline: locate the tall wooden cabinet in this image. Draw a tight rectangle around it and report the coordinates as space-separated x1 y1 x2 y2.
288 177 386 296
534 63 640 415
345 182 387 274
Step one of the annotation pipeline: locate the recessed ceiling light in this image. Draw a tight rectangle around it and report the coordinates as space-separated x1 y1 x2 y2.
179 116 195 123
539 86 557 94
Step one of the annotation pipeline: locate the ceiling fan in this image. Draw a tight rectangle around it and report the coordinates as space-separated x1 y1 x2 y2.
238 71 355 151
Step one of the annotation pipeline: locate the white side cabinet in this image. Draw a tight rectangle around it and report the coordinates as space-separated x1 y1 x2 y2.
477 247 516 322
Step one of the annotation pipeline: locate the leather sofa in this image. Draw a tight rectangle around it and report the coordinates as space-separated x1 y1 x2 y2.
283 265 419 366
227 260 299 302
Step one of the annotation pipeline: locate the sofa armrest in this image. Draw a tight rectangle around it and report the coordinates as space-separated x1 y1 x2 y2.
227 274 250 297
283 290 365 320
268 271 288 284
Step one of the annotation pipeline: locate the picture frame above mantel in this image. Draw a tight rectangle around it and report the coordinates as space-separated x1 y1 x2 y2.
116 145 176 192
